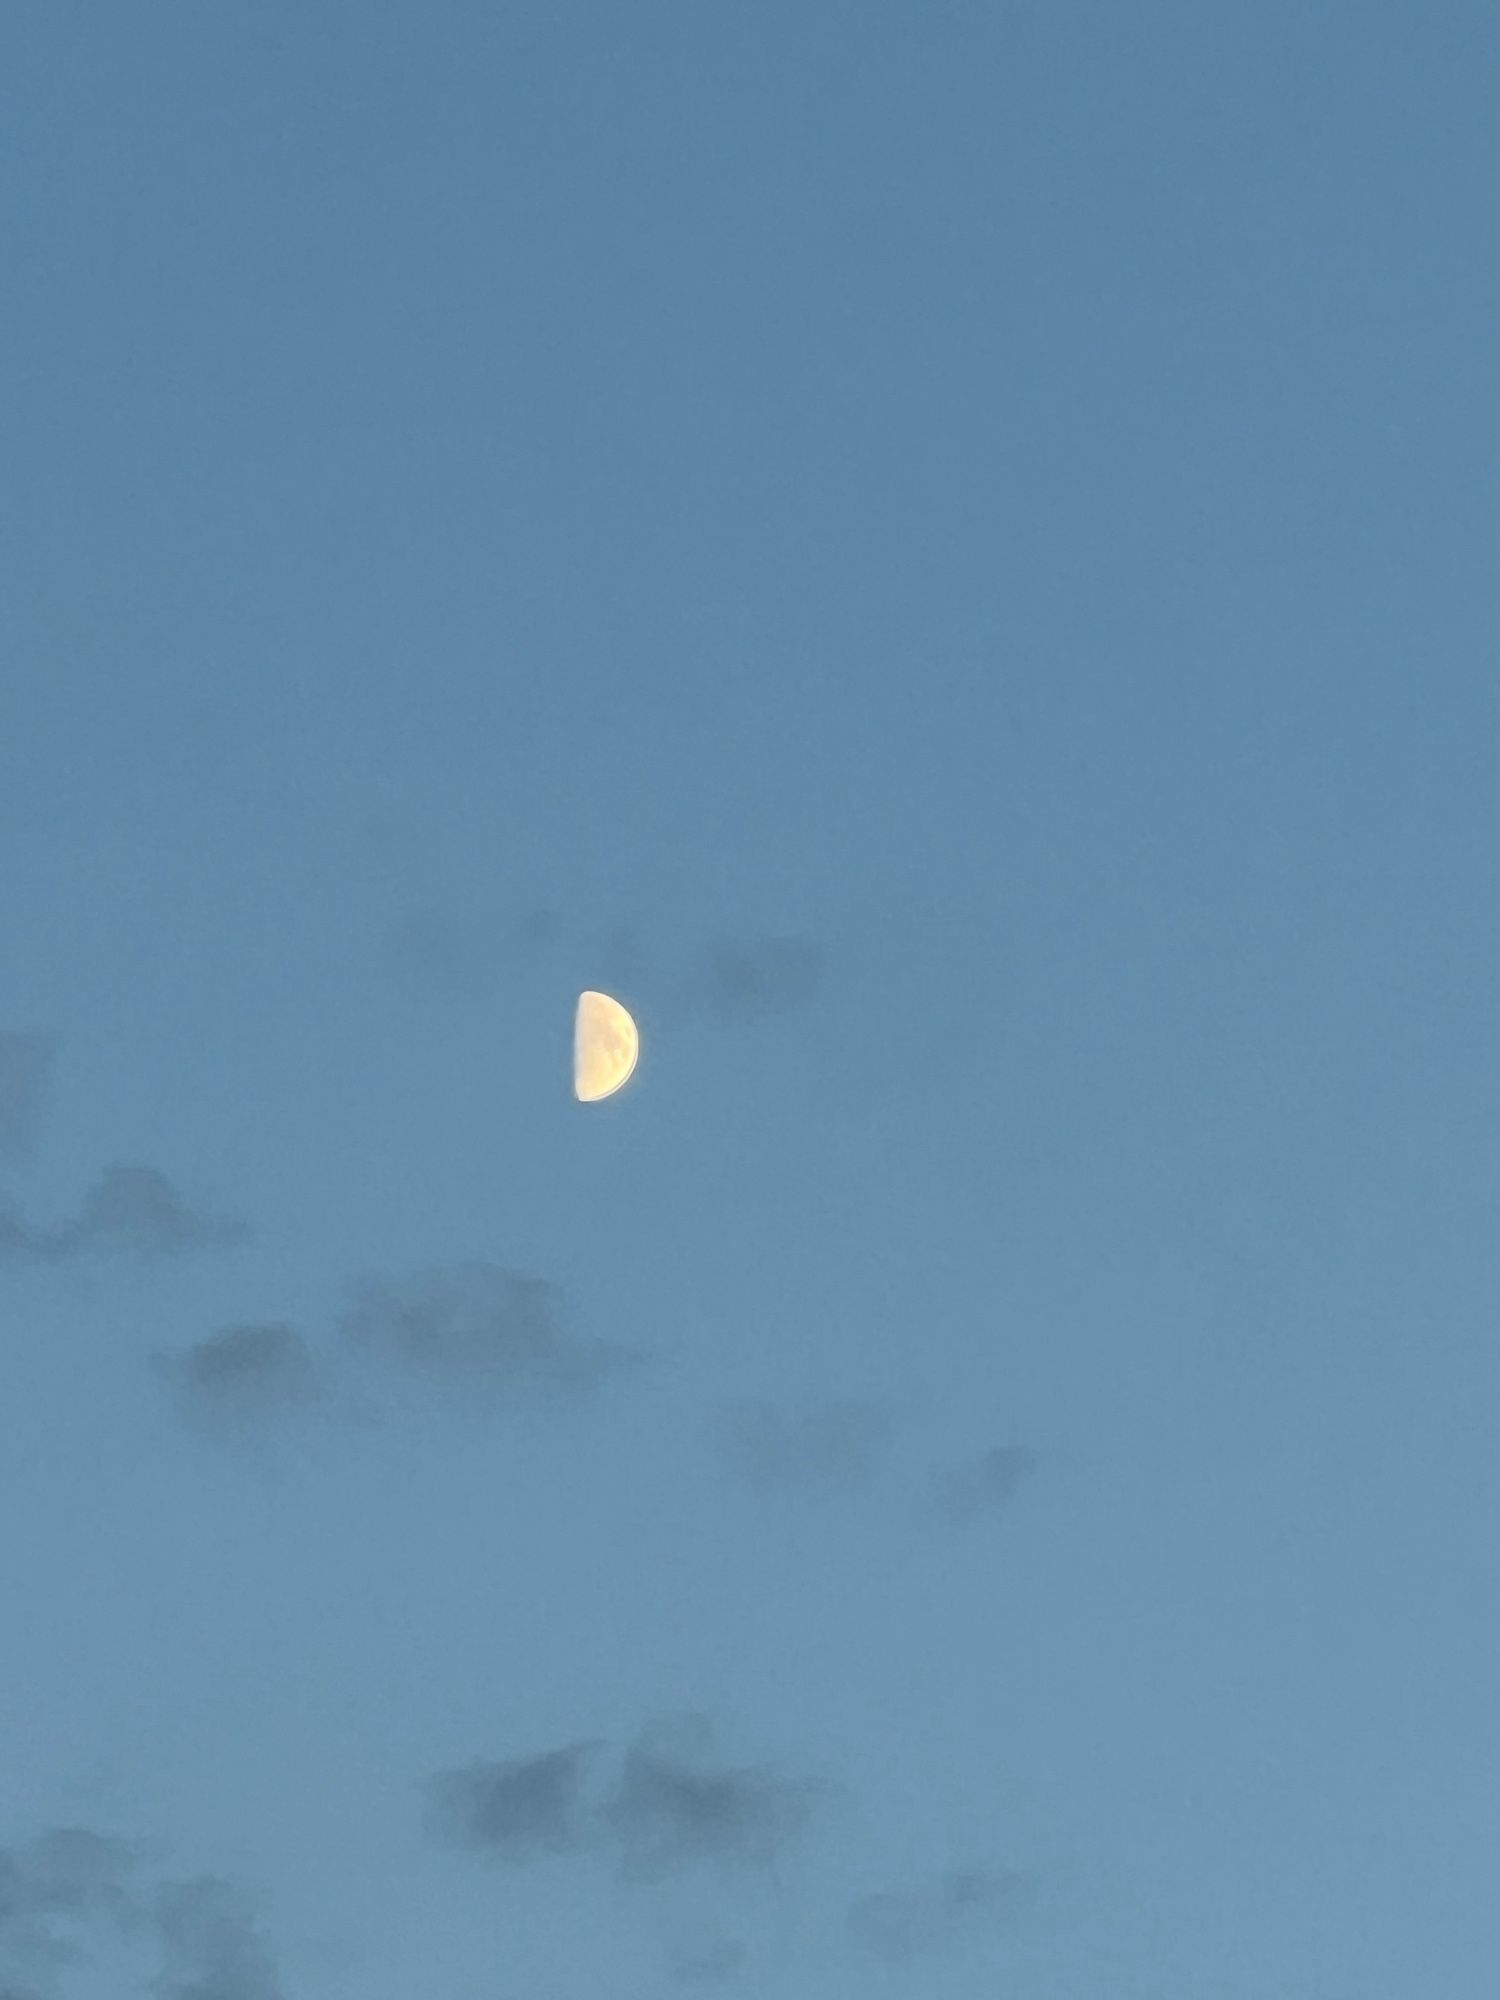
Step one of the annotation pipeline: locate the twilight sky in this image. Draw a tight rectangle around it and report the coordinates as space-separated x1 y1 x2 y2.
2 3 1496 1996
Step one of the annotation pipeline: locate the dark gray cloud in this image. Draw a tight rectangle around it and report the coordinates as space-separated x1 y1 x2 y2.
152 1325 325 1437
152 1876 284 2000
426 1744 599 1863
848 1867 1026 1962
0 1166 248 1265
0 1032 59 1161
941 1445 1038 1522
340 1262 637 1406
604 1719 821 1879
721 1400 888 1491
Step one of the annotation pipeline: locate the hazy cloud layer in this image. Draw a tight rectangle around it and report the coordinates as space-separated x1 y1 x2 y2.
340 1262 636 1406
848 1866 1026 1962
428 1719 821 1883
0 1166 247 1264
0 1032 58 1160
152 1325 325 1437
941 1445 1038 1522
720 1400 888 1491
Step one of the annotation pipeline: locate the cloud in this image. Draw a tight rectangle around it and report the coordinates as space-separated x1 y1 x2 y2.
426 1719 823 1884
604 1719 821 1879
60 1166 248 1258
0 1827 139 1991
940 1445 1037 1522
152 1325 325 1437
0 1204 35 1257
152 1876 284 2000
1 1831 287 2000
426 1745 600 1863
0 1033 59 1161
667 1934 747 1985
720 1400 888 1491
848 1867 1026 1962
340 1262 637 1407
381 906 501 1000
686 938 823 1021
156 1262 628 1442
0 1167 248 1265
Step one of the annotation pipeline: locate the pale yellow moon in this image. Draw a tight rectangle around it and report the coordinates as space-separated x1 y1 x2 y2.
573 991 640 1102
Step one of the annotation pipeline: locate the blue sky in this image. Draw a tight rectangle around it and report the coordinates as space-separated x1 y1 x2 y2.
2 3 1496 1995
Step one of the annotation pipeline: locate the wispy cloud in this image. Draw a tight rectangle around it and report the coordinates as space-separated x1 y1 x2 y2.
685 938 823 1021
0 1032 59 1161
0 1166 248 1265
427 1718 823 1885
605 1718 821 1880
373 897 824 1036
157 1262 634 1440
339 1262 638 1407
667 1933 747 1985
720 1400 888 1491
940 1445 1038 1522
848 1866 1027 1962
426 1744 600 1862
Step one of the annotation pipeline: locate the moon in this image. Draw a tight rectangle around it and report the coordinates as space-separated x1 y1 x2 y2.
573 991 640 1102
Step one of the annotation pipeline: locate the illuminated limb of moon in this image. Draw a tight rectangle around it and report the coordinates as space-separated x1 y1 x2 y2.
573 991 640 1102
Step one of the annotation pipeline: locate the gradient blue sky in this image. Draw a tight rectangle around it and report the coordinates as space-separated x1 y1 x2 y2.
2 3 1496 1996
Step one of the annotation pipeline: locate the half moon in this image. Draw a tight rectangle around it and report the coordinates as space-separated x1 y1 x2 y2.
573 991 640 1102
